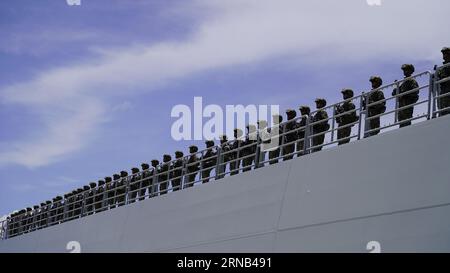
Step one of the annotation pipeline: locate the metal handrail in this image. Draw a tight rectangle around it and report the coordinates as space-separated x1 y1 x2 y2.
2 67 449 240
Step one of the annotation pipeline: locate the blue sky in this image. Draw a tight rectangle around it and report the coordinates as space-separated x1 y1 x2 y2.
0 0 449 216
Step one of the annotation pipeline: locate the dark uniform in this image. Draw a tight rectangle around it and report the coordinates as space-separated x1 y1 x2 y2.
116 171 128 206
335 89 358 145
283 109 297 160
296 106 311 156
437 47 450 116
56 196 64 223
186 146 200 187
256 120 269 167
65 192 74 219
95 180 106 212
392 64 419 128
8 213 15 237
17 209 26 235
129 167 141 203
50 198 59 225
11 211 19 236
242 125 257 172
159 155 172 195
364 76 386 137
149 160 160 197
41 201 51 228
74 188 84 217
217 135 231 178
268 115 283 165
230 129 243 174
202 140 217 181
139 163 151 199
32 205 40 230
24 207 32 232
312 98 330 152
171 152 184 191
80 186 90 215
83 182 95 215
106 176 116 209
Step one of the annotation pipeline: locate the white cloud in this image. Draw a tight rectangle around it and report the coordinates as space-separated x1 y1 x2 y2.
0 28 100 56
0 99 105 168
0 0 449 168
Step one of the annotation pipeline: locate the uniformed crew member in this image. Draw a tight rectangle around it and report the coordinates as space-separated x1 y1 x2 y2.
186 146 200 187
312 98 330 152
129 167 141 203
74 188 84 217
364 76 386 137
116 171 128 206
335 89 358 145
85 183 96 215
65 192 74 219
50 197 59 225
32 205 40 230
106 176 116 209
24 207 32 232
149 160 160 197
217 135 231 178
283 109 297 160
257 120 270 167
242 125 257 172
296 106 311 156
140 163 151 199
230 129 243 175
202 140 217 182
437 47 450 116
82 185 90 215
171 152 184 191
392 64 419 127
268 114 284 165
159 155 172 195
95 180 105 212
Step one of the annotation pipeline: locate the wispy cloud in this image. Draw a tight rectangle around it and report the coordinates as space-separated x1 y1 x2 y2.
0 28 100 56
0 0 449 168
0 99 106 168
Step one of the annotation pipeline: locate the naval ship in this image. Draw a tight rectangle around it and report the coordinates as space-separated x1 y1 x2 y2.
0 62 449 253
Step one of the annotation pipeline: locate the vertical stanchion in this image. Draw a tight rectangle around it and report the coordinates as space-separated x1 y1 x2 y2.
331 105 336 143
427 72 434 120
394 81 400 124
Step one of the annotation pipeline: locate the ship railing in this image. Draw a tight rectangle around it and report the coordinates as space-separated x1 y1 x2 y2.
3 68 450 240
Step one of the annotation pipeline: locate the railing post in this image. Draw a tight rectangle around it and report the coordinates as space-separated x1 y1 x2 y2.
331 105 336 143
394 81 400 124
427 72 434 120
432 66 439 118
